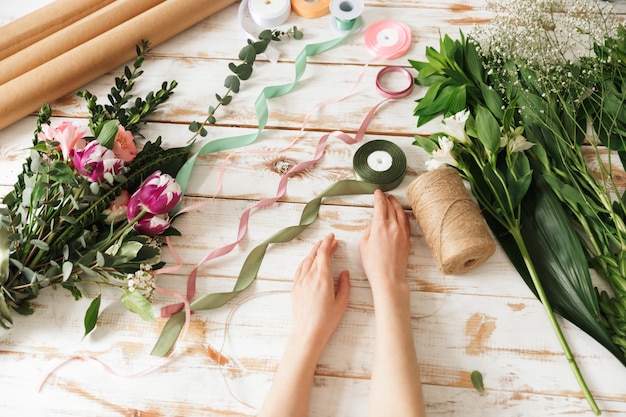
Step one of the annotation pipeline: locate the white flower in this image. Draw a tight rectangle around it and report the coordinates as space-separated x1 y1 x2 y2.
440 109 470 143
500 126 534 153
426 136 458 171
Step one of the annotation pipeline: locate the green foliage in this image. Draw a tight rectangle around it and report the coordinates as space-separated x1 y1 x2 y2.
188 27 303 140
77 40 177 136
0 42 190 338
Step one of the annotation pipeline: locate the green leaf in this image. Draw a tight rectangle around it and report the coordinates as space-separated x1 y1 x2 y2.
238 44 257 63
62 261 73 282
121 290 155 322
83 295 101 338
470 370 485 393
49 160 75 184
485 177 626 366
413 134 440 154
96 119 120 149
475 105 501 154
30 239 49 251
224 75 241 93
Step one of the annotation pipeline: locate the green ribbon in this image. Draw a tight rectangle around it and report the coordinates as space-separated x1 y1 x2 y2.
172 18 363 210
152 140 406 356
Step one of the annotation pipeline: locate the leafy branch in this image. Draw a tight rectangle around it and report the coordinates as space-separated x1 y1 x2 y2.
77 40 177 136
188 27 303 141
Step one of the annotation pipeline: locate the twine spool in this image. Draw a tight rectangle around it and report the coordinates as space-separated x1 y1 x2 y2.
406 167 496 275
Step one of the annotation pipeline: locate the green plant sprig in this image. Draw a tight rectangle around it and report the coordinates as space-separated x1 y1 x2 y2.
188 27 303 142
77 40 177 137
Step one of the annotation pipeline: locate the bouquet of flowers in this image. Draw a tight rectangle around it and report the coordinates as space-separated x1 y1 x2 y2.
408 0 626 413
0 41 189 337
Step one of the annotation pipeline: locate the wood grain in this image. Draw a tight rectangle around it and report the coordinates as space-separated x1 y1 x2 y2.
1 1 626 416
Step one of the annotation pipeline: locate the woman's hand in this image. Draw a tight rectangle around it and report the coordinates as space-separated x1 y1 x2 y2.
291 233 351 353
358 189 411 295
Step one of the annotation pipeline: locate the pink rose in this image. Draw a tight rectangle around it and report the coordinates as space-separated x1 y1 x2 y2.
38 121 87 161
113 125 138 163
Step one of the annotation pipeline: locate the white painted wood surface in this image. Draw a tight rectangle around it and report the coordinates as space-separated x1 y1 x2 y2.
1 1 626 416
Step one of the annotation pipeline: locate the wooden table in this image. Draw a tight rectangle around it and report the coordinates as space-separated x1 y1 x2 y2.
1 1 625 416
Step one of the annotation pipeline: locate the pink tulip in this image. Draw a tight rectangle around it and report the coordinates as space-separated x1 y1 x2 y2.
71 140 124 183
133 213 172 235
127 171 182 216
38 121 87 160
113 125 138 163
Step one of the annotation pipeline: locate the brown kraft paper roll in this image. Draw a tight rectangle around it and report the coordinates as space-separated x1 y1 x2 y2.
406 167 496 275
0 0 238 130
0 0 165 86
0 0 114 61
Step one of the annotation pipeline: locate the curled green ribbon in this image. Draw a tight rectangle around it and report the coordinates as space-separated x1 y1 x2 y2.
152 140 406 356
173 17 363 210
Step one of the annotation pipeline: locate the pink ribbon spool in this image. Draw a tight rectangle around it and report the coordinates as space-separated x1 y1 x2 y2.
376 65 414 99
364 19 412 59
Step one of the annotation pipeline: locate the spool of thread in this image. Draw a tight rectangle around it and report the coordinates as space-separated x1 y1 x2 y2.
353 139 406 191
406 167 496 275
248 0 291 28
291 0 331 18
329 0 364 32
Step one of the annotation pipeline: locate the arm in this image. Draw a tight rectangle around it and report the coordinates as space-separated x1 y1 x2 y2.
359 189 426 417
257 233 351 417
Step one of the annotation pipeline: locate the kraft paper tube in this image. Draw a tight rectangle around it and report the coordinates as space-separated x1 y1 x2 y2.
0 0 238 130
406 167 496 275
0 0 114 61
0 0 165 86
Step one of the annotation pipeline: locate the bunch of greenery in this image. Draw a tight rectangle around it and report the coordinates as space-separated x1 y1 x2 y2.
408 0 626 413
0 42 189 336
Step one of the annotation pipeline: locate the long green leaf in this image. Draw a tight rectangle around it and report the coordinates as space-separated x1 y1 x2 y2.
486 177 626 365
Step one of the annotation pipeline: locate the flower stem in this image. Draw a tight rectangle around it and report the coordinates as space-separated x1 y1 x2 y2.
511 227 600 415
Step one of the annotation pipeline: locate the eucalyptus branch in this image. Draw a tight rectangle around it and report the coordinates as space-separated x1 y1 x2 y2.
188 27 303 142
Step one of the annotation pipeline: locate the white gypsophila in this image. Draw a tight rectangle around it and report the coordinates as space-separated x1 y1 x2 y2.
426 136 458 171
440 109 471 143
472 0 618 70
126 264 156 300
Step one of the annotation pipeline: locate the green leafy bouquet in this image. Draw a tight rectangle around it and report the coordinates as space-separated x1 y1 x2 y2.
408 0 626 413
0 42 189 337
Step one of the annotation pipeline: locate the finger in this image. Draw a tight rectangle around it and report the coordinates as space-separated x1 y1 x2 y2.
389 195 411 240
316 233 337 273
295 239 322 282
372 188 387 222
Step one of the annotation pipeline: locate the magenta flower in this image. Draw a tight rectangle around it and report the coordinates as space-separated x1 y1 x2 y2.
38 121 87 160
71 140 124 183
133 213 172 235
127 171 182 216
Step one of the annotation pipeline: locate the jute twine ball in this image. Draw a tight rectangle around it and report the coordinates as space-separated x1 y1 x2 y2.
406 167 496 275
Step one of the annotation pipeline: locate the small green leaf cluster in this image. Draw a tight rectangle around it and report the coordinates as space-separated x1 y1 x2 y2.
77 40 177 137
188 27 302 140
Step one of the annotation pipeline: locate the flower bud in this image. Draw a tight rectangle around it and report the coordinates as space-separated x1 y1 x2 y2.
133 213 171 235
